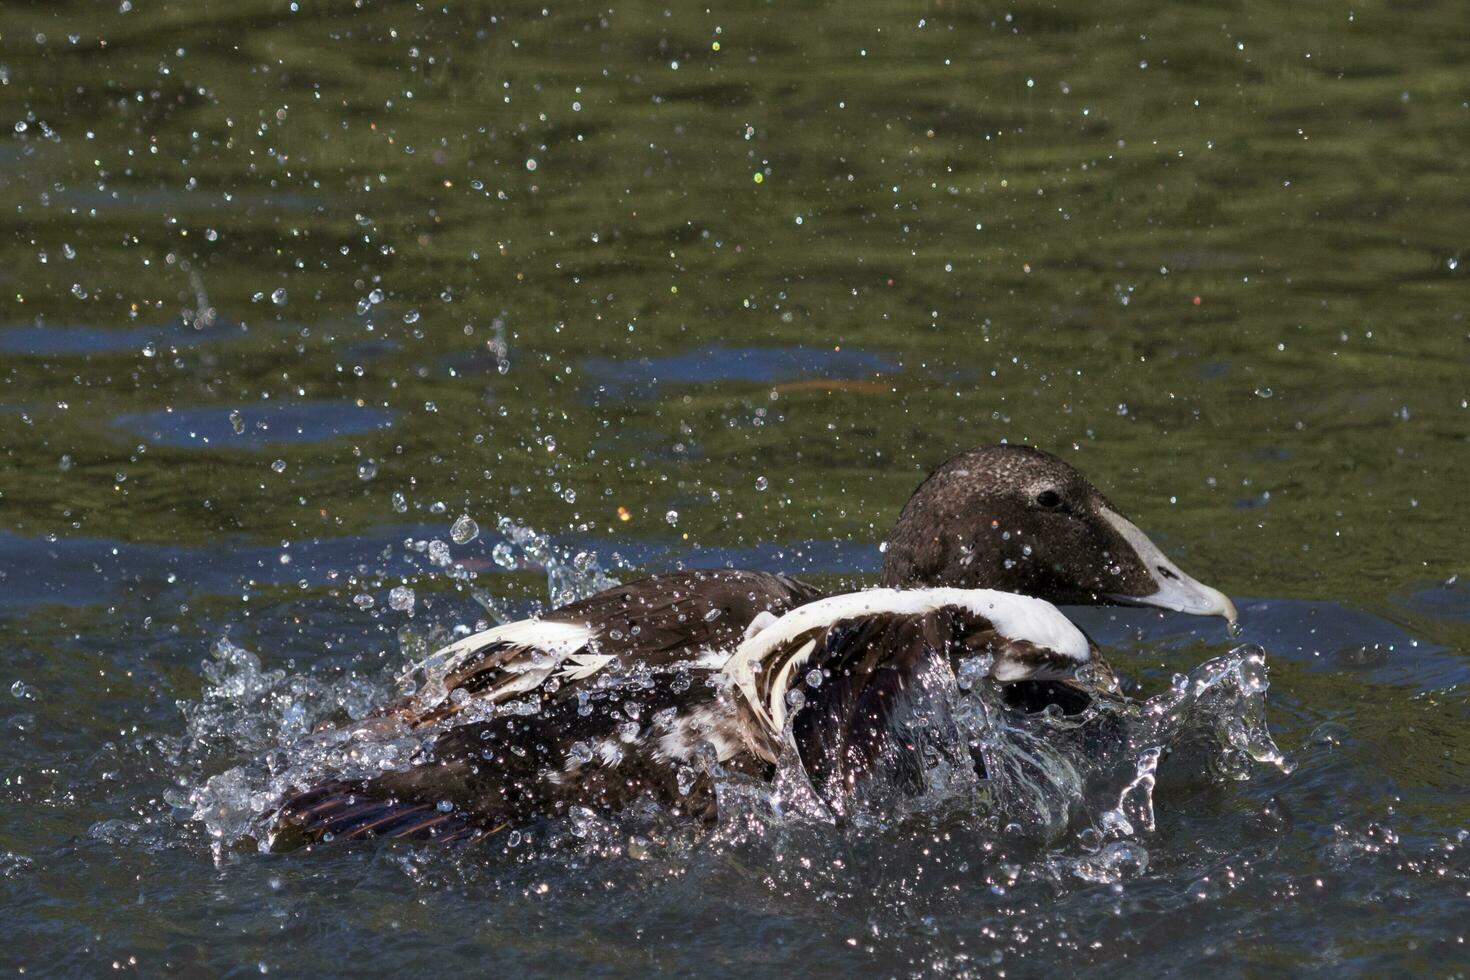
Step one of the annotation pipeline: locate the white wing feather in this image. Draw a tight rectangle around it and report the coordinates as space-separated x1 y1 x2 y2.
722 588 1089 737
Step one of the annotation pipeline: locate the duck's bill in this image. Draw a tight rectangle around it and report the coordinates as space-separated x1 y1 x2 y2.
1099 507 1240 626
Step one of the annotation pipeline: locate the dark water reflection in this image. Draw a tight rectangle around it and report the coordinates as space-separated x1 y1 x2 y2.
1 0 1468 975
582 344 897 399
116 400 396 448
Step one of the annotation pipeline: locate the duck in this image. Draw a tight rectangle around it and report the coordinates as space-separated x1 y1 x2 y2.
265 445 1237 848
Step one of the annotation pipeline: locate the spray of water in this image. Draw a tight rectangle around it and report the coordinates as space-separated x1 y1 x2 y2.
176 524 1287 873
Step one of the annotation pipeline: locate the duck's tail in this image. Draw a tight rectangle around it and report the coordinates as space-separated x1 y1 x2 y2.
265 778 506 849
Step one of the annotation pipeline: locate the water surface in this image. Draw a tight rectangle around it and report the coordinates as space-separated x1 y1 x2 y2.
1 0 1468 975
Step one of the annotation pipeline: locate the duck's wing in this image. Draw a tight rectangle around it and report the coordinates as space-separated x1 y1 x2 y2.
722 588 1094 812
398 569 822 727
267 570 817 847
267 666 760 849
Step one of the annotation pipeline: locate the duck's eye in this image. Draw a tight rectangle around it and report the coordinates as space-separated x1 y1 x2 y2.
1035 490 1063 509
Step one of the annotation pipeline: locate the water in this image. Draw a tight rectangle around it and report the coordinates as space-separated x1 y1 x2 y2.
2 0 1469 974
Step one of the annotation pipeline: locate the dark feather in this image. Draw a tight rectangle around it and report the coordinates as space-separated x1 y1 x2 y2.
395 570 821 727
543 569 821 660
268 669 762 849
267 779 496 849
1003 679 1096 715
273 580 1102 847
789 611 973 814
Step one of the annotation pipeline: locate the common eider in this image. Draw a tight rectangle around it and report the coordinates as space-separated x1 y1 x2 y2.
266 445 1236 847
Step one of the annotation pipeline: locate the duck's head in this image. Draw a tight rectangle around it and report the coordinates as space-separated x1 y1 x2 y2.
880 444 1237 625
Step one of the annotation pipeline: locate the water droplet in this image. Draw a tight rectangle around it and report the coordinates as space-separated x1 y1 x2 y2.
525 158 538 171
1254 386 1273 399
427 540 452 566
357 459 378 481
352 592 374 608
451 514 479 544
270 288 288 306
270 459 287 473
391 490 408 513
665 510 678 526
754 476 769 491
388 586 416 613
228 409 245 434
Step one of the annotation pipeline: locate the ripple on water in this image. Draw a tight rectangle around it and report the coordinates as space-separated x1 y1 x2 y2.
115 401 395 448
0 520 485 610
0 317 243 356
1392 575 1470 623
1073 596 1470 694
581 344 897 400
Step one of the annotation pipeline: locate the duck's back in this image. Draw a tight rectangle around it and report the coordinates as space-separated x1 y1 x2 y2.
268 570 822 848
399 569 824 727
546 568 824 662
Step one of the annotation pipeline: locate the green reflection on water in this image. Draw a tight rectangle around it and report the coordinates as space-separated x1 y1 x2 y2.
0 0 1466 606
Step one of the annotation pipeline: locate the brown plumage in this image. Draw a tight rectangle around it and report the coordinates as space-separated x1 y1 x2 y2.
263 446 1236 849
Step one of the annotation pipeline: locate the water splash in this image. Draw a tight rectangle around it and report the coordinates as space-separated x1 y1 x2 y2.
176 520 622 850
711 643 1288 859
172 636 414 851
1007 644 1289 849
488 516 621 609
178 523 1284 865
